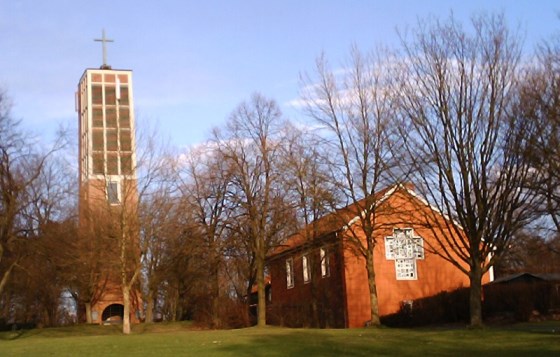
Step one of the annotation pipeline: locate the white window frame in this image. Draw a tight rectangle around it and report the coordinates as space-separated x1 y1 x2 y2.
286 258 294 289
107 180 120 205
395 258 417 280
320 248 330 278
302 255 311 283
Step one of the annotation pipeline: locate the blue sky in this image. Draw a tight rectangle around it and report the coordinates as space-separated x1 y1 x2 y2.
0 0 558 149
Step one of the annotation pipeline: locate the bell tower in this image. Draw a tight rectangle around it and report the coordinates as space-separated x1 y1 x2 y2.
76 30 141 324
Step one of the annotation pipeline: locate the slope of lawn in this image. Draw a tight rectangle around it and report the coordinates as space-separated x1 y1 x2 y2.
1 321 559 356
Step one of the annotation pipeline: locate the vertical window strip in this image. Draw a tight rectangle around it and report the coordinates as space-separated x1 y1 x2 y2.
302 255 310 283
286 258 294 288
320 248 330 277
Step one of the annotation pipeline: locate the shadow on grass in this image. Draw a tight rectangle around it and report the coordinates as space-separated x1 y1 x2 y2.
213 325 560 357
0 323 124 341
214 329 390 357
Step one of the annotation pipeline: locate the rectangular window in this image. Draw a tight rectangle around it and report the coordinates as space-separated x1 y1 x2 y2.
119 108 130 128
385 237 395 259
107 153 119 175
107 181 120 204
106 129 118 151
413 237 424 259
92 85 102 105
121 153 132 175
92 108 104 128
119 86 129 105
302 255 311 283
286 258 294 289
120 130 132 151
395 259 417 280
320 248 330 278
105 86 116 105
106 108 117 128
92 153 104 174
92 129 104 151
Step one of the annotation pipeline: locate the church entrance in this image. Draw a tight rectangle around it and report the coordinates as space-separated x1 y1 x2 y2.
102 304 124 324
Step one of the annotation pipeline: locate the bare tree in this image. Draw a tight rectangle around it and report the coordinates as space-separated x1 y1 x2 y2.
517 35 560 233
140 166 180 323
495 230 560 276
213 93 293 327
279 125 339 326
396 13 536 327
120 122 173 333
87 120 172 333
176 146 234 327
300 48 400 326
0 90 62 296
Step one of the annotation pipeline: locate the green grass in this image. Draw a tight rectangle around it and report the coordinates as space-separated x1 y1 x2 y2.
1 321 559 356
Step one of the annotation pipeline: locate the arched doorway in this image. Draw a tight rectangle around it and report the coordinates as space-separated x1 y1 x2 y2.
102 304 124 323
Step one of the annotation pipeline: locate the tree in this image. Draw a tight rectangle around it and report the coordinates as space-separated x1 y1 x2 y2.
279 125 339 326
495 231 560 276
120 122 173 333
140 168 180 323
517 35 560 233
0 90 62 296
177 146 234 327
396 13 536 327
213 93 293 327
300 48 400 326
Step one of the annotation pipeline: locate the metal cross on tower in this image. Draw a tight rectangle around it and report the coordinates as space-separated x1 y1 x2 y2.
94 29 114 68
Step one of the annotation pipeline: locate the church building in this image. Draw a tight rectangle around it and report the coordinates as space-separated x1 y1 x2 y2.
267 184 493 328
76 30 142 324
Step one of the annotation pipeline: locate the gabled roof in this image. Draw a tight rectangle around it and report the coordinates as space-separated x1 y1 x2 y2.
267 184 412 259
489 272 560 284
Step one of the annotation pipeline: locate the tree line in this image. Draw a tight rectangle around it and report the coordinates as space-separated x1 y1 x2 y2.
0 13 559 330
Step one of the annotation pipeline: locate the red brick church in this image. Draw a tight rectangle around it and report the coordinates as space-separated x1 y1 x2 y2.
266 184 492 328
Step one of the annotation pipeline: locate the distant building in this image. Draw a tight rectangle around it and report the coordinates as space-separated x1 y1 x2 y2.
267 184 492 328
75 33 141 324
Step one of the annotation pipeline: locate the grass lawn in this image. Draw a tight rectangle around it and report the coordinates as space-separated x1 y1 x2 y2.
1 320 559 356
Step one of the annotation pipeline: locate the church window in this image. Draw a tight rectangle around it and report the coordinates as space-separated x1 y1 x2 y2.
395 259 417 280
105 86 116 105
119 108 130 128
107 153 119 175
385 228 424 280
120 130 132 151
92 153 104 174
106 108 117 128
302 255 311 283
286 258 294 289
92 108 103 128
320 248 330 277
106 129 118 151
119 86 129 105
107 181 120 204
92 85 102 105
385 228 424 260
92 129 104 151
121 153 132 175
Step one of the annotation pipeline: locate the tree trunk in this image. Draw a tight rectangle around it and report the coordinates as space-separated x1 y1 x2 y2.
170 285 178 321
469 264 484 328
0 261 16 296
365 250 381 326
145 290 155 323
85 302 93 324
211 263 221 328
122 285 131 334
256 245 266 327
